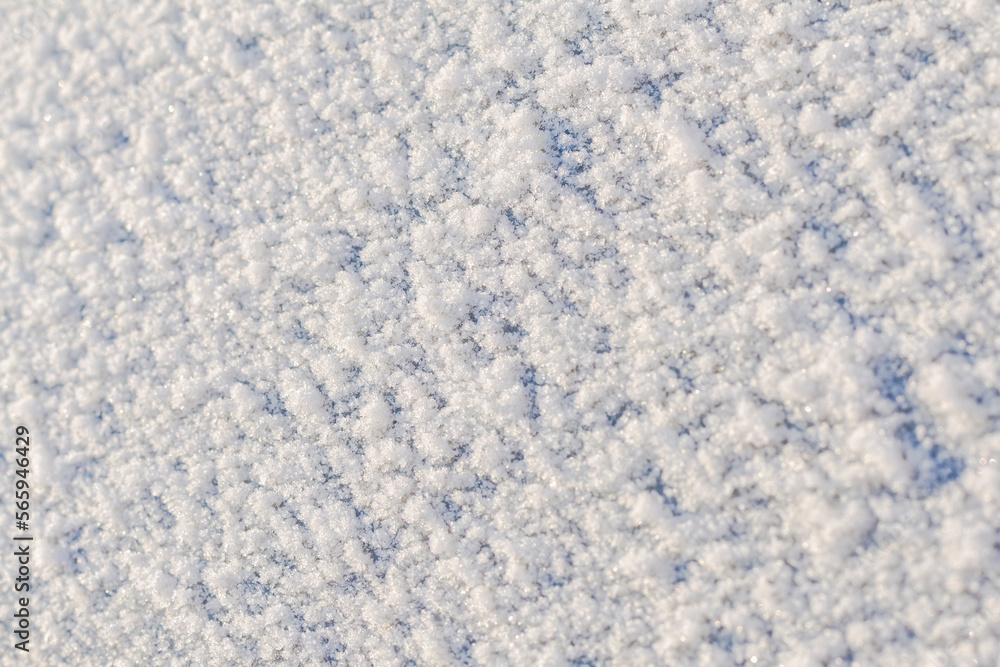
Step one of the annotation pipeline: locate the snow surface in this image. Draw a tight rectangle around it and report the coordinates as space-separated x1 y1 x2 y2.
2 0 1000 665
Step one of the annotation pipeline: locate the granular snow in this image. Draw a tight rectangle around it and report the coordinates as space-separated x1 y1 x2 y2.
1 0 999 665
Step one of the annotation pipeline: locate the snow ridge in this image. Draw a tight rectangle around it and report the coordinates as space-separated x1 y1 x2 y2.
1 0 999 664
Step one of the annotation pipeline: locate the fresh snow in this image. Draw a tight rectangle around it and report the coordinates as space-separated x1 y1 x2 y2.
2 0 999 665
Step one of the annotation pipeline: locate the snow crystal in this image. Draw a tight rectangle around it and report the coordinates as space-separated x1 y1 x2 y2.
2 0 1000 664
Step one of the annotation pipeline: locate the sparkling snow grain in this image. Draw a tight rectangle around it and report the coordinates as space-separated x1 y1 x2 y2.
2 0 1000 665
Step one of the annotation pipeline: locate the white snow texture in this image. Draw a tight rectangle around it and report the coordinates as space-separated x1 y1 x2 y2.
2 0 1000 665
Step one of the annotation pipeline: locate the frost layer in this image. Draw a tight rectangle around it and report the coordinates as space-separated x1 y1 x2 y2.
2 0 1000 665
